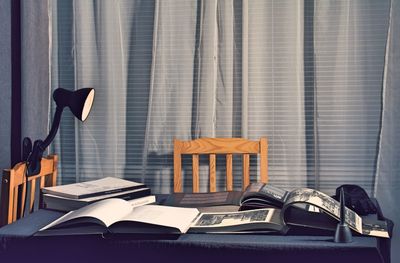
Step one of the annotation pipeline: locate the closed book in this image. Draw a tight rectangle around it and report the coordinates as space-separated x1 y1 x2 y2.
42 177 146 199
43 188 152 212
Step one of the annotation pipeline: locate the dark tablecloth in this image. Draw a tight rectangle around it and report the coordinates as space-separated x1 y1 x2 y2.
0 208 389 263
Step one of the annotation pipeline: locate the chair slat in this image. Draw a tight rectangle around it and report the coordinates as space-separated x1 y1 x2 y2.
181 138 259 154
209 154 216 192
1 171 13 225
40 176 45 189
173 138 268 193
260 137 268 183
50 155 58 187
226 154 233 191
19 183 27 218
174 140 183 193
12 186 19 222
0 155 58 226
192 154 199 193
38 158 55 177
242 154 250 190
29 178 36 213
39 176 46 210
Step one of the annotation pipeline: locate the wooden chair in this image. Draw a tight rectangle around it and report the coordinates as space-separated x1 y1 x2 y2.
0 155 58 226
173 138 268 193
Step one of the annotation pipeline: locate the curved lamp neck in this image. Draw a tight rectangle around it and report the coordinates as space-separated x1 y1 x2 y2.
26 106 64 176
42 106 64 149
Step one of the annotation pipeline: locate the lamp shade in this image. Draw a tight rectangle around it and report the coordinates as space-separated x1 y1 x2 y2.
24 87 95 176
53 88 95 121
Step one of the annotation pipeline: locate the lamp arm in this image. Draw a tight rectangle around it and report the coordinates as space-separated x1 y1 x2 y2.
42 106 64 149
26 107 63 176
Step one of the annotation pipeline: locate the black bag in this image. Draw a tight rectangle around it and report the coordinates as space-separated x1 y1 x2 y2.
333 184 377 216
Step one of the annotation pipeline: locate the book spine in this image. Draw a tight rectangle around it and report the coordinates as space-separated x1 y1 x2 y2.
109 188 151 202
44 184 147 199
78 185 149 199
128 195 156 208
44 188 152 212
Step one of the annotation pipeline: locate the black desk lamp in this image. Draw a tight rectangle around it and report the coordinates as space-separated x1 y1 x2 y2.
334 187 353 243
22 87 95 176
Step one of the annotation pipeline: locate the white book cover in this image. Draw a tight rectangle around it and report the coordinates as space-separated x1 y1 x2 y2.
42 177 145 199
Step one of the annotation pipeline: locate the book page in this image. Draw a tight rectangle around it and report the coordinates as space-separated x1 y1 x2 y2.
362 220 390 238
127 195 156 207
191 208 275 229
119 205 199 233
285 188 363 234
240 183 289 208
40 198 133 231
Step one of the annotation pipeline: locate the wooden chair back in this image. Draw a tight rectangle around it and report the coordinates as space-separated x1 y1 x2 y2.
173 138 267 193
0 155 58 226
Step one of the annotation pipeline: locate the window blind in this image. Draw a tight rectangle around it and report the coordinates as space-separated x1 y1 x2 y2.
50 0 390 195
313 1 390 194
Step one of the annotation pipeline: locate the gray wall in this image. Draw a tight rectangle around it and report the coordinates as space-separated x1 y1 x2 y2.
0 0 11 170
0 0 50 173
21 0 50 142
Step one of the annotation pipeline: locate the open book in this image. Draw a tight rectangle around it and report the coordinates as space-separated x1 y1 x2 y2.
240 183 390 238
37 198 285 236
163 183 390 238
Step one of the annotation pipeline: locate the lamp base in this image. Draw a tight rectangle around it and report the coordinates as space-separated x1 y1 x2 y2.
334 224 353 243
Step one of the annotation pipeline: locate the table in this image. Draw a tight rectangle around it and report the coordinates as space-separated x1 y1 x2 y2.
0 208 390 263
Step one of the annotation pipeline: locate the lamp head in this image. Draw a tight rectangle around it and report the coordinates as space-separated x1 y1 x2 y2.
53 88 95 121
23 87 95 176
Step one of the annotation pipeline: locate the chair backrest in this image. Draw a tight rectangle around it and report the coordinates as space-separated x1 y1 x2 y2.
0 155 58 226
173 138 267 193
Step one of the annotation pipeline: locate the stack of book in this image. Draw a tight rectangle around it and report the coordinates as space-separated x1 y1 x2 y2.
42 177 155 212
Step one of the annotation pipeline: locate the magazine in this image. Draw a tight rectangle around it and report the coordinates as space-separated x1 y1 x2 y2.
164 183 390 238
240 183 390 238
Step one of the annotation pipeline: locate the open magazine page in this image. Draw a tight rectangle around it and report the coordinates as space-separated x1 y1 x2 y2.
362 220 390 238
119 205 199 233
284 188 363 234
40 198 133 231
189 208 285 233
240 183 290 208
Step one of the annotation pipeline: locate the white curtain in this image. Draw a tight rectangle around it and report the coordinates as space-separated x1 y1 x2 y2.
247 1 308 188
51 0 310 193
50 0 390 192
47 0 399 259
314 1 390 194
376 0 400 261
